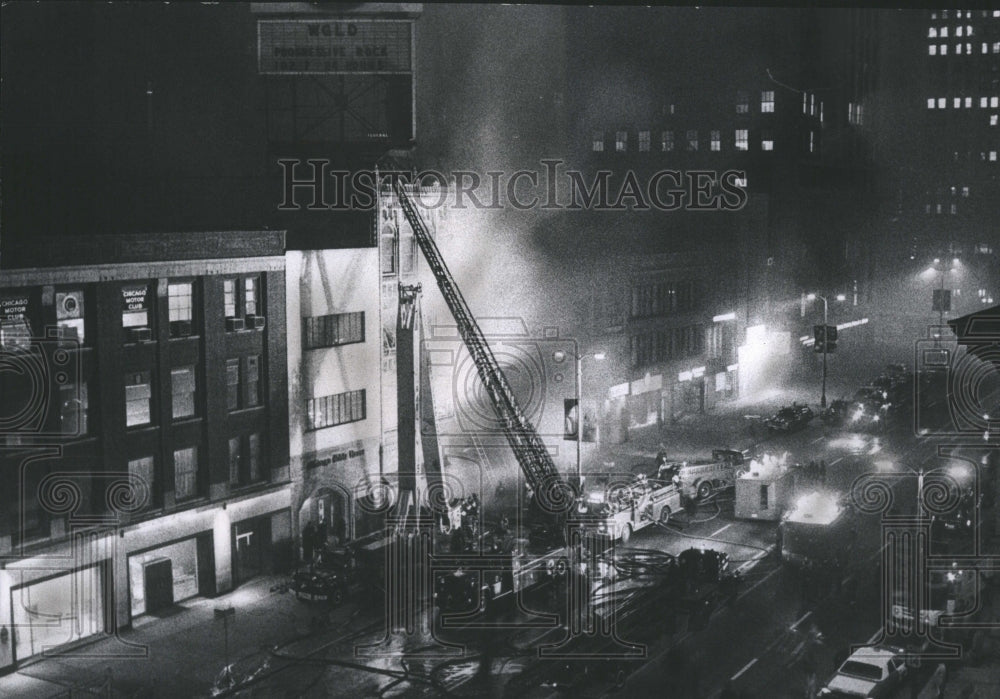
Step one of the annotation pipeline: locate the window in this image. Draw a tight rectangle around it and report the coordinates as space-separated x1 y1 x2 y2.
760 485 769 510
951 203 957 214
592 131 604 152
245 355 260 408
928 98 937 108
173 447 199 500
223 280 237 318
303 312 365 349
736 91 749 114
615 131 627 152
957 26 963 37
638 130 650 152
228 437 242 485
938 97 946 108
803 92 808 114
128 456 154 507
735 129 749 151
930 45 938 55
380 226 396 275
125 371 152 427
809 130 815 153
809 94 815 115
982 97 989 108
60 381 88 436
992 115 999 126
710 130 721 151
962 186 970 197
122 284 150 329
984 43 989 54
400 236 417 274
56 289 85 344
995 42 1000 53
248 433 261 482
819 101 824 123
941 26 948 37
941 44 948 55
761 131 774 151
965 97 972 108
686 130 698 151
171 366 196 419
661 131 674 152
306 389 367 430
992 97 999 108
226 359 240 411
244 277 258 316
954 97 961 108
761 90 774 113
929 27 937 38
168 282 193 323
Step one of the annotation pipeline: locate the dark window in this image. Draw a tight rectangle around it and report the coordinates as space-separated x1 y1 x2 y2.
303 312 365 349
306 389 366 430
400 236 417 274
249 433 261 482
760 485 769 509
226 359 240 411
128 456 155 509
60 381 88 436
381 227 396 275
229 437 242 485
125 371 152 427
245 355 260 408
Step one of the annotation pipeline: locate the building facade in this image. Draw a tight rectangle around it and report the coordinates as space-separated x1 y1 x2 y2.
0 232 291 670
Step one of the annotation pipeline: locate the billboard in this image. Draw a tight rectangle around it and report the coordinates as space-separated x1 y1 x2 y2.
258 19 413 74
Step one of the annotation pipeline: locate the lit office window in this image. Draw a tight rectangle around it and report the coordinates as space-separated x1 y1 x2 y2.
928 98 936 109
638 130 650 152
244 277 258 316
661 131 674 152
687 130 698 151
592 131 604 152
929 45 937 55
615 131 627 152
761 131 774 151
710 130 721 151
735 129 749 151
171 366 197 419
761 91 775 113
736 91 749 114
168 282 193 323
223 280 236 318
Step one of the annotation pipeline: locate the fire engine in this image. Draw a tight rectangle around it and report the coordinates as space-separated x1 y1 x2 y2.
577 475 682 544
675 448 753 502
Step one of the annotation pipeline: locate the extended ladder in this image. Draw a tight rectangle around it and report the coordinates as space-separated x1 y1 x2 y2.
393 181 569 515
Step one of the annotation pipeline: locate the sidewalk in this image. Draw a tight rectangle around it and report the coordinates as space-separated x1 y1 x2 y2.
0 574 315 698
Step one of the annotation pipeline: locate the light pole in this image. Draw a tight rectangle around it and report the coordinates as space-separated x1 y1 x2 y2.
806 293 845 408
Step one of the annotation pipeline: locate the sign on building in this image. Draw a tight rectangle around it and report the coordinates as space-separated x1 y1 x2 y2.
258 20 413 74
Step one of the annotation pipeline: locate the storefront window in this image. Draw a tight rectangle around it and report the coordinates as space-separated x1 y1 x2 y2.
11 565 104 660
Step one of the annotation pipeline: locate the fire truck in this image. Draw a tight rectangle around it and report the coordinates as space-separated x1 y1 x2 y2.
675 448 753 502
578 475 682 544
777 491 858 570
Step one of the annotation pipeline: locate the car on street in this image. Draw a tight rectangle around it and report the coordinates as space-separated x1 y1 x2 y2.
821 398 852 426
764 404 815 433
819 645 910 698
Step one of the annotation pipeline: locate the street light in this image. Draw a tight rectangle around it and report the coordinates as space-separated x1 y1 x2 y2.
806 293 845 408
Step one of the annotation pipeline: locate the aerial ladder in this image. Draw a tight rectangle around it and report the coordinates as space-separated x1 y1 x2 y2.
392 179 573 522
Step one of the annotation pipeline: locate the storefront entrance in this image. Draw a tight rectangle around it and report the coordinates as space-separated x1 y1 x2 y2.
232 516 270 586
10 562 107 662
128 537 203 619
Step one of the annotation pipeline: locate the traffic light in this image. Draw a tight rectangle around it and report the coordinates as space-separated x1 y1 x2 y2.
825 324 837 352
814 325 825 353
813 324 838 352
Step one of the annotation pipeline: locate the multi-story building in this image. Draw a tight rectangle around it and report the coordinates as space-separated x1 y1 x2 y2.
872 9 1000 353
0 232 291 669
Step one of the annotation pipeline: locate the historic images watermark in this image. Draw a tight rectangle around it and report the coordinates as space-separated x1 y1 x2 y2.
277 159 749 213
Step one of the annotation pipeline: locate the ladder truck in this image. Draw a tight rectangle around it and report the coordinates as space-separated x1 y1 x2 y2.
391 180 587 618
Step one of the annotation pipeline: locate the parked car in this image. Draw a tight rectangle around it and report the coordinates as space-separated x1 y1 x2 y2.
764 404 815 433
819 645 910 698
